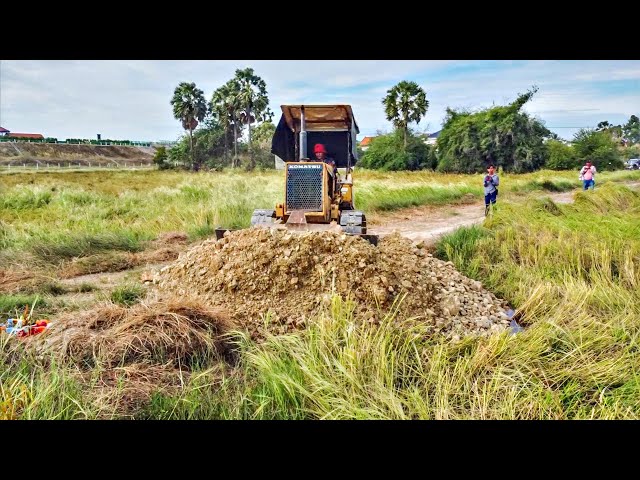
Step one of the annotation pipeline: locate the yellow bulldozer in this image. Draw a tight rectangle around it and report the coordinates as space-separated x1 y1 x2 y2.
215 104 378 245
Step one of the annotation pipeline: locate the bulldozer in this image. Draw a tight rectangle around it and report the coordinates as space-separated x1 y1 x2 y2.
215 104 378 245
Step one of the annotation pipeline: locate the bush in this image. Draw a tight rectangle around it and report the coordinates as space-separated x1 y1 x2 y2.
622 144 640 160
545 140 578 170
359 130 436 171
436 88 550 173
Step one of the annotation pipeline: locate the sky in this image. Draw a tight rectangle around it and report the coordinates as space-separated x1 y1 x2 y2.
1 60 638 143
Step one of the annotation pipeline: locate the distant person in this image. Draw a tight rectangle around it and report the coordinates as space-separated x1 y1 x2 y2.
579 161 596 190
483 164 500 216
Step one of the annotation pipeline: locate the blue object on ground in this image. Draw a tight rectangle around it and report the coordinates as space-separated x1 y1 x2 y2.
509 319 524 334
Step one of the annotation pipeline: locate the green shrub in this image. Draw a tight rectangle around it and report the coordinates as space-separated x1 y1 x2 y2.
359 130 436 171
545 140 577 170
110 283 145 306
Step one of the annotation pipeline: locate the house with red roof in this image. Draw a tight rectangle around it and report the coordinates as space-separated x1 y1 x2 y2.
0 127 44 140
359 136 375 151
7 132 44 139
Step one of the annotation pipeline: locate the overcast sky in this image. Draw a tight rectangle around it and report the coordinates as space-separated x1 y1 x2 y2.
1 60 638 142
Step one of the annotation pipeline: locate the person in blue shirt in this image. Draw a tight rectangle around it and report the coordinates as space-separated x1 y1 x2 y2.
483 164 500 216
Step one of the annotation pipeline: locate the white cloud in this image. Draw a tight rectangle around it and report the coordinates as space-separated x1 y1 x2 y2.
1 60 638 142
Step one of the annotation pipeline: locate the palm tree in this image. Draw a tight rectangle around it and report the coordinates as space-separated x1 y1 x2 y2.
211 80 243 167
234 68 273 168
171 82 207 170
383 81 429 149
211 78 248 167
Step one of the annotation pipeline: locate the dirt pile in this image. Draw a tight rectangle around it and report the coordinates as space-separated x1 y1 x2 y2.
154 228 511 340
0 143 155 165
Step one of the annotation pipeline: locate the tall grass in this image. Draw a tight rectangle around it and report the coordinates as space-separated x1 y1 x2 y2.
2 169 638 260
30 232 144 262
0 338 96 420
1 170 640 419
110 283 145 306
0 294 46 318
144 183 640 419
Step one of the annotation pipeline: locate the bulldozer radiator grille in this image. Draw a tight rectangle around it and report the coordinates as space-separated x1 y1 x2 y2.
286 164 323 211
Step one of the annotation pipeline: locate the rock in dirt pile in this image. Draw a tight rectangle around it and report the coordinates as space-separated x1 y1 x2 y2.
154 228 511 340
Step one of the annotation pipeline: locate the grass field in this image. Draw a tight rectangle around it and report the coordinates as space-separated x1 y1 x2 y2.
1 168 639 419
2 168 638 262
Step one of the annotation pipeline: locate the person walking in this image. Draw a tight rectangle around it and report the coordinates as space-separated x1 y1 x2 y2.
579 161 596 190
484 164 500 216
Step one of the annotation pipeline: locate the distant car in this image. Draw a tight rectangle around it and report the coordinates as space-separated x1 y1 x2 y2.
626 158 640 170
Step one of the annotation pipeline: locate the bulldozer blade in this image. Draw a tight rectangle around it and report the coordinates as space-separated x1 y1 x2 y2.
215 227 237 241
358 234 379 246
285 210 307 225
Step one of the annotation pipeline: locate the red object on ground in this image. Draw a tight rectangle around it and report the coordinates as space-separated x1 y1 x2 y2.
16 325 47 337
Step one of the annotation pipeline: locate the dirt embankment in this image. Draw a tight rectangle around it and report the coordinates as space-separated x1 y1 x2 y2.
0 143 157 166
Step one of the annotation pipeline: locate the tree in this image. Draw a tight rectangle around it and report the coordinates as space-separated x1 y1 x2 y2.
436 87 551 173
171 82 207 170
210 79 243 167
624 114 640 144
153 146 170 170
383 80 429 149
572 128 623 170
597 120 623 140
252 121 276 147
234 68 273 169
167 119 227 170
249 121 277 169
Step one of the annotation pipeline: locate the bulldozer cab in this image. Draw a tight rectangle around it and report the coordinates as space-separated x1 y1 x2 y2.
215 104 376 245
271 105 359 168
268 105 361 227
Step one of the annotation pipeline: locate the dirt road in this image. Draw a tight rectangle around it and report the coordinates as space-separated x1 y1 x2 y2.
369 190 579 245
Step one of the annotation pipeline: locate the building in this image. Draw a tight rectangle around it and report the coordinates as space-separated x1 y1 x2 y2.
425 130 441 145
5 132 44 139
359 136 375 151
0 127 9 136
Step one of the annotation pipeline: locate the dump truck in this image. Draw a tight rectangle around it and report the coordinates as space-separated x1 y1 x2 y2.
216 104 377 245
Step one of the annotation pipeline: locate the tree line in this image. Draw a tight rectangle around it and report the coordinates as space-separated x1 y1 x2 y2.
163 67 274 171
360 84 639 173
163 70 639 173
